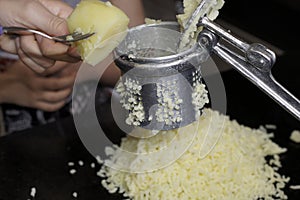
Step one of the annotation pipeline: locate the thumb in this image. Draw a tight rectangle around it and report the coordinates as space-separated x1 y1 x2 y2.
23 0 72 36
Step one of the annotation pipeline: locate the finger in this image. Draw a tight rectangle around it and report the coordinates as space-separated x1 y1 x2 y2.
54 62 81 78
15 38 50 74
19 35 55 68
38 88 72 103
68 46 81 58
16 47 45 73
41 61 80 77
20 0 71 36
41 61 68 76
40 75 76 91
34 100 67 112
57 63 78 79
29 1 80 62
0 35 17 54
35 35 81 63
14 0 79 63
38 0 73 19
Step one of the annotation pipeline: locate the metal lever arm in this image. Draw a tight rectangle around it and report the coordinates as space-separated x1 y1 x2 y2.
197 19 300 121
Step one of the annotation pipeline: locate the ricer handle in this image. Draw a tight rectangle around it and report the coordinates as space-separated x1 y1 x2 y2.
197 17 300 121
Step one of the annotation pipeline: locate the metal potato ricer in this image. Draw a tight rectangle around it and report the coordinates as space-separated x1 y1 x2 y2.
113 2 300 131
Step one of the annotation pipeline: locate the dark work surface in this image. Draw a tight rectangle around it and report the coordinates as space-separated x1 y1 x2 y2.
0 54 299 200
0 106 125 200
218 0 300 53
222 52 300 130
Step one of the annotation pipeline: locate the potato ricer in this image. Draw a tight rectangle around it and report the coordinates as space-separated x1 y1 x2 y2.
113 3 300 131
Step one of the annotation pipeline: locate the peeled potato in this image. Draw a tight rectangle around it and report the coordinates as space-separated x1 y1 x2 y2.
67 0 129 66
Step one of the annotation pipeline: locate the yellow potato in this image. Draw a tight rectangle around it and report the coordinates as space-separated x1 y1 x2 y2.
67 0 129 66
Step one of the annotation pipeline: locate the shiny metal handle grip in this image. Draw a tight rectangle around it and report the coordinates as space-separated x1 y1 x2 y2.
200 17 277 69
197 20 300 121
215 43 300 121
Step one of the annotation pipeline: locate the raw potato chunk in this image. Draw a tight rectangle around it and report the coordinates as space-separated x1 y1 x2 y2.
67 0 129 66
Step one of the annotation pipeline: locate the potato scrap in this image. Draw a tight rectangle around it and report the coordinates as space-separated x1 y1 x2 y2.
290 130 300 143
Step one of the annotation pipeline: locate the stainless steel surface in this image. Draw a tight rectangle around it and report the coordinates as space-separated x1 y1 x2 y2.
114 22 209 131
200 16 250 52
197 18 300 120
2 26 94 43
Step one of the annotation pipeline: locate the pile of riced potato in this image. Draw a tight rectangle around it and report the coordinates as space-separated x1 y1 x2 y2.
98 109 289 200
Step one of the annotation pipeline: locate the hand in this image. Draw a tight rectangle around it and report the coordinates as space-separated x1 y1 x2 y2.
0 59 80 112
0 0 80 73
